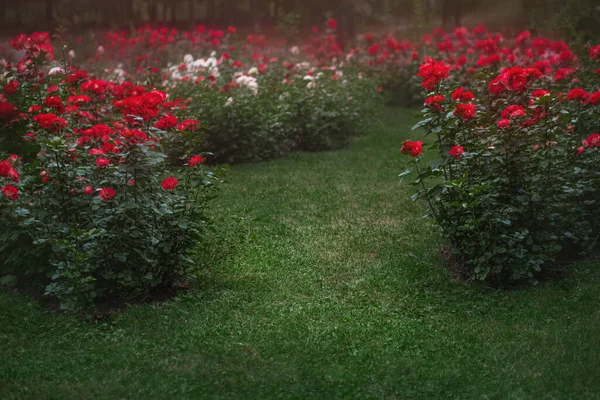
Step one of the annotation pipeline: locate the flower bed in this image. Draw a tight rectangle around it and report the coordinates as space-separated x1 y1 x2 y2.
398 27 600 283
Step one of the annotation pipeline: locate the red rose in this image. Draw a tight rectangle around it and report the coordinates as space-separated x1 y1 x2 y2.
99 187 116 202
424 95 445 112
189 156 205 167
532 90 550 98
449 146 465 159
33 113 67 132
418 59 449 91
161 176 179 191
3 81 19 97
586 133 600 148
452 88 475 102
589 91 600 105
89 148 105 156
566 88 589 104
454 103 476 120
327 18 337 30
401 140 423 158
501 105 526 119
84 186 93 195
155 114 179 130
0 160 11 177
95 158 110 168
367 44 380 55
177 119 200 132
497 119 511 129
0 101 19 122
1 185 18 201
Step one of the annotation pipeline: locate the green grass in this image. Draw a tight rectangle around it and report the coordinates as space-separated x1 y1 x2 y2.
1 107 600 399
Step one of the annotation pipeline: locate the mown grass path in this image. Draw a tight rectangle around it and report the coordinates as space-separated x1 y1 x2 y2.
1 108 599 399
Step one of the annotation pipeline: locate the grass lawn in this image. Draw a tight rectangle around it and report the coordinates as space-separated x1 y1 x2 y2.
1 107 599 399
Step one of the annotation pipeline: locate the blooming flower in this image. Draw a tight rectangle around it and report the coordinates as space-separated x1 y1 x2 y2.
1 185 18 201
449 146 465 159
566 88 589 104
95 158 110 168
454 103 476 120
33 113 67 132
497 119 511 129
189 156 205 167
155 114 179 130
424 95 445 112
418 59 450 91
501 105 526 119
161 176 179 191
99 188 116 202
401 141 423 157
177 119 200 132
452 88 475 102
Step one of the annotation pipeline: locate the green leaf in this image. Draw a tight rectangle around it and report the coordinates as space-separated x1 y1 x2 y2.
0 275 17 287
411 118 432 131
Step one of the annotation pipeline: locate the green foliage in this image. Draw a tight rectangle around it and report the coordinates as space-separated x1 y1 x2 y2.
168 65 379 164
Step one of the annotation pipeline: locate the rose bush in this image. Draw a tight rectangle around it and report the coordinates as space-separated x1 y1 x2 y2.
401 28 600 284
0 33 222 310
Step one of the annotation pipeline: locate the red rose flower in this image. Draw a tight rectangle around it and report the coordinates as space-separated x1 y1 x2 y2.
449 146 465 159
589 91 600 105
327 18 337 30
3 81 19 97
585 133 600 148
424 95 445 112
84 186 93 195
161 176 179 191
401 141 423 158
33 113 67 132
418 59 450 91
501 105 526 119
1 185 18 201
189 156 205 167
155 114 179 130
99 187 116 202
532 90 550 98
452 88 475 102
566 88 589 104
0 101 19 122
0 160 11 177
95 158 110 168
177 119 200 132
497 119 511 129
454 103 476 120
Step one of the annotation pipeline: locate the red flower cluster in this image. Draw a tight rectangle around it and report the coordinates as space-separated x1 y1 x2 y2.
452 88 475 102
418 59 450 91
33 113 67 132
489 66 542 95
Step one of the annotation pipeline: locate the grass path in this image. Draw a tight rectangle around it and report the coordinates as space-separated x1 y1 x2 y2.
1 108 600 399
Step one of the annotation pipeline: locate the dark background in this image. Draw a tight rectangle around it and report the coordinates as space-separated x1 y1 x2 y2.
1 0 599 41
